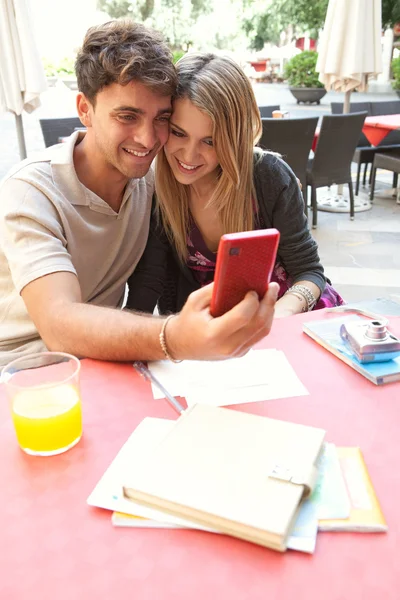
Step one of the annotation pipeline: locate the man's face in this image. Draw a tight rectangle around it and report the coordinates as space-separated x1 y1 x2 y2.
81 81 172 180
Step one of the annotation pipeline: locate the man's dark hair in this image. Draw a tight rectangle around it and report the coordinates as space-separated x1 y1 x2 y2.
75 20 177 104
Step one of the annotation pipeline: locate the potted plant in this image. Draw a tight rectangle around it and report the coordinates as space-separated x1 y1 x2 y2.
58 56 78 90
42 58 58 87
391 56 400 99
284 50 327 104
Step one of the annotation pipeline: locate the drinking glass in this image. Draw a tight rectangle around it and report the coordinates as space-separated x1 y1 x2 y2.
1 352 82 456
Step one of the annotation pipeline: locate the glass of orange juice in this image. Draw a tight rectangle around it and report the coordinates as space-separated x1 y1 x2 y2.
1 352 82 456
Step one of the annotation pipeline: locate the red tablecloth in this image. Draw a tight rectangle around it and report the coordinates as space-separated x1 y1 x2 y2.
360 115 400 146
1 310 399 600
312 114 400 151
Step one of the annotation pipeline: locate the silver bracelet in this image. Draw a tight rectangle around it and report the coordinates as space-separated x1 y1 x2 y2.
285 284 317 312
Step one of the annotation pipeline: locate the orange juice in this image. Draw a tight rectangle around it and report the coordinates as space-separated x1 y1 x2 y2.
11 383 82 455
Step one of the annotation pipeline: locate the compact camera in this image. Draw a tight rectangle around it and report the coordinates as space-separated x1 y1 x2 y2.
340 319 400 363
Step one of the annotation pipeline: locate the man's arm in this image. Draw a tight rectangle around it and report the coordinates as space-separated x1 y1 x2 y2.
21 271 279 361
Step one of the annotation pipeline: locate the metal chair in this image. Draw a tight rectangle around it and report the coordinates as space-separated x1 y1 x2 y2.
306 112 368 228
259 117 318 204
39 117 83 147
258 105 280 118
370 151 400 202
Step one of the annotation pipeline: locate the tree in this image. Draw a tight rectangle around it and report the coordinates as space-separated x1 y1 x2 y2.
244 0 329 49
97 0 212 50
97 0 155 21
382 0 400 30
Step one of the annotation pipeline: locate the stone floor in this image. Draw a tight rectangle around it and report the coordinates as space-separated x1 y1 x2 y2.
1 82 400 306
312 179 400 303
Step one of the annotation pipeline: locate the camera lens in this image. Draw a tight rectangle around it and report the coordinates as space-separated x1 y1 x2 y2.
365 320 388 341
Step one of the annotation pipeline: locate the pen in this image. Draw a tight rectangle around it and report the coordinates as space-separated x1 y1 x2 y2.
133 361 185 414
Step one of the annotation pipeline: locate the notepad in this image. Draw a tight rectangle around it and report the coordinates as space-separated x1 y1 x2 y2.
122 404 325 551
318 448 387 532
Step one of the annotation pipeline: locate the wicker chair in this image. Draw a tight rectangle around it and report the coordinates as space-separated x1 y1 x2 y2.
259 116 318 205
258 105 280 118
370 151 400 202
306 112 368 228
331 102 400 195
39 117 84 147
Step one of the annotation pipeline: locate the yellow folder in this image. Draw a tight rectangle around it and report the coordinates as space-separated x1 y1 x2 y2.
123 404 325 551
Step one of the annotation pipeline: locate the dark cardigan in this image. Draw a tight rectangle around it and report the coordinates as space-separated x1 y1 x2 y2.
127 151 326 314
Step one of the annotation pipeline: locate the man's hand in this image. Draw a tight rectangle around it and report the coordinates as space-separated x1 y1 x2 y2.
21 272 278 362
165 282 279 361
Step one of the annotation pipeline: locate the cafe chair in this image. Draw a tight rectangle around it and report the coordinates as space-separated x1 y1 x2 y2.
353 141 400 195
306 112 368 228
39 117 83 147
369 100 400 116
258 105 280 118
331 102 400 195
370 151 400 202
353 101 400 195
259 116 318 206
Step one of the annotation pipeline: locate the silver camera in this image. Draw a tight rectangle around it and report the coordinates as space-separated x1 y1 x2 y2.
340 319 400 363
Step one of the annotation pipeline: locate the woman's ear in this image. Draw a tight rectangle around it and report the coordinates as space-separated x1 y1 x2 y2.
76 93 92 128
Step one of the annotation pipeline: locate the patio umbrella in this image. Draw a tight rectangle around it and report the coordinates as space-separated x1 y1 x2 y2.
315 0 382 212
316 0 382 112
0 0 47 159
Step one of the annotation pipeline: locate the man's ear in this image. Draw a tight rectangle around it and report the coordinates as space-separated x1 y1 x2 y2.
76 92 93 128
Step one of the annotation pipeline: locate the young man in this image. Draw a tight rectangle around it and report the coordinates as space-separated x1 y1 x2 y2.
0 20 278 367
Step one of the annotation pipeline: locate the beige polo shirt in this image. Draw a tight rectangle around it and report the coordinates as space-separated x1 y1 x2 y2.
0 132 154 366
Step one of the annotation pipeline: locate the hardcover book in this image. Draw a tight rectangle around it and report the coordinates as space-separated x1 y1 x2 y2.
122 403 325 552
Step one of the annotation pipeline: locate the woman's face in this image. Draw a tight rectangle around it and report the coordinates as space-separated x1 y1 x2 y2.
164 97 220 186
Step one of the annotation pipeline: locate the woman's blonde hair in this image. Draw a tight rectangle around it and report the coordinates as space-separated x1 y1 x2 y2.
155 53 262 262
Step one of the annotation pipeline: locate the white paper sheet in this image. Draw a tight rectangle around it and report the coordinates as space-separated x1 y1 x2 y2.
148 349 308 407
87 417 212 530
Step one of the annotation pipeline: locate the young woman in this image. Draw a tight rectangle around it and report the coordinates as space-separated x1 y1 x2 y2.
127 53 343 317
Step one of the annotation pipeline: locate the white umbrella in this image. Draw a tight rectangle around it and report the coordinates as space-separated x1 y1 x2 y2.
316 0 382 212
0 0 47 159
316 0 382 112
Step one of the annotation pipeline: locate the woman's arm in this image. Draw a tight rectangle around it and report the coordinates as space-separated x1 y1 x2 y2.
126 206 171 314
255 153 326 316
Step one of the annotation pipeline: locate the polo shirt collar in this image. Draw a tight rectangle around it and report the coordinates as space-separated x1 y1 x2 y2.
50 131 139 212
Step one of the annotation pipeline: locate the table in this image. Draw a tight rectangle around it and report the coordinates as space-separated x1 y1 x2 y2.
1 310 399 600
362 115 400 146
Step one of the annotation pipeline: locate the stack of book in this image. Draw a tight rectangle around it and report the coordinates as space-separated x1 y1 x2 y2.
87 405 387 554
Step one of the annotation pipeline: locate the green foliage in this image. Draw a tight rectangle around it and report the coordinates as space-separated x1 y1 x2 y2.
244 0 329 49
97 0 153 20
97 0 211 50
391 57 400 90
243 5 284 49
172 49 186 63
57 56 76 76
42 58 58 77
382 0 400 30
284 51 324 88
42 56 76 78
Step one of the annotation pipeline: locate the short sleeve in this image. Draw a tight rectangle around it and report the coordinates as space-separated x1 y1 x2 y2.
0 178 77 293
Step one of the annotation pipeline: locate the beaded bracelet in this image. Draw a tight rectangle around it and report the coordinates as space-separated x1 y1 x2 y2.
285 284 317 312
159 315 182 363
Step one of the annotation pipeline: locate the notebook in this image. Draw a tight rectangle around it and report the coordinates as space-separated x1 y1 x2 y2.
303 315 400 385
122 403 325 552
318 447 387 532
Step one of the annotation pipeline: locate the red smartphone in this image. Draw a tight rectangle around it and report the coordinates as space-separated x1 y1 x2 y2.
210 228 280 317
